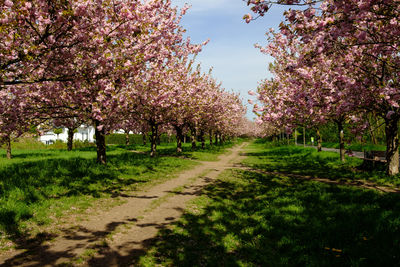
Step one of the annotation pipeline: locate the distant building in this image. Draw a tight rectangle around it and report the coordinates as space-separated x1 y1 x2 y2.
39 125 95 144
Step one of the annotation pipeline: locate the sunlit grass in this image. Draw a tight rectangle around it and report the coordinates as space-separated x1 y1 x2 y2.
0 140 235 248
243 142 400 187
138 144 400 266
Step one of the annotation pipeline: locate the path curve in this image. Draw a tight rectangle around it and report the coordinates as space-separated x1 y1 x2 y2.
0 143 247 267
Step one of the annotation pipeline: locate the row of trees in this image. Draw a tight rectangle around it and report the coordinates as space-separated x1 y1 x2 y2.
0 0 248 163
246 0 400 175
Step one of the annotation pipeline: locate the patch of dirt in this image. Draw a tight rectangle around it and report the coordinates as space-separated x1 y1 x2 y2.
0 143 248 267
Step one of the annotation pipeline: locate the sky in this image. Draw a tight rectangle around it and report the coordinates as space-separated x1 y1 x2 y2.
170 0 289 119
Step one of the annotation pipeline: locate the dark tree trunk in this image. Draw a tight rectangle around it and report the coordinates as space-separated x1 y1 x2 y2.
150 122 158 157
67 127 75 151
190 127 196 150
175 125 183 153
316 128 322 152
215 132 218 145
200 130 205 149
337 120 345 162
6 136 11 159
142 132 147 146
209 130 213 146
385 116 399 176
303 127 306 147
95 121 106 164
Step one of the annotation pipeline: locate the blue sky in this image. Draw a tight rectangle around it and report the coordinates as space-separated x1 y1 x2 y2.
171 0 288 119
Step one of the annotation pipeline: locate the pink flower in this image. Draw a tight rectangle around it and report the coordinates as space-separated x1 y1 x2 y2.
4 0 13 7
386 111 396 119
243 13 252 24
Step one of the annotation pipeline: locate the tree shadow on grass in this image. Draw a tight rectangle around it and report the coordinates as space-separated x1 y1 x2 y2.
244 146 395 184
0 152 166 239
138 169 400 266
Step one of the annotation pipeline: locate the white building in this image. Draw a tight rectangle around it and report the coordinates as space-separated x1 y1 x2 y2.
39 125 95 144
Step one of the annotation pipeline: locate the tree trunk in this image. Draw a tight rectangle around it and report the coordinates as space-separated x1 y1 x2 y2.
150 123 158 157
200 130 205 149
94 121 106 164
385 116 399 176
175 125 183 153
294 129 297 145
125 131 130 146
337 121 345 162
215 132 218 145
303 127 306 147
287 133 290 145
6 136 11 159
316 128 322 152
190 127 196 150
209 130 213 146
67 127 75 151
142 132 147 146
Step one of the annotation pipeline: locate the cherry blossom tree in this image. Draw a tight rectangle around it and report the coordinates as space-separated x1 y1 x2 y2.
246 0 400 174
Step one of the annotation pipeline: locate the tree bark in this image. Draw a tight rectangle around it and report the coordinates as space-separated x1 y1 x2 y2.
303 127 306 147
215 132 218 145
125 130 130 146
6 136 12 159
200 130 205 149
94 121 106 164
337 121 345 162
209 130 213 146
294 129 297 145
150 122 158 157
316 128 322 152
190 126 196 150
142 132 147 146
385 116 399 176
67 127 75 151
175 125 183 153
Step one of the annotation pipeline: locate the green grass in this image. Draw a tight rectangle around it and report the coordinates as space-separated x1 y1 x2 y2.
242 142 400 187
322 142 386 152
0 141 234 248
138 143 400 266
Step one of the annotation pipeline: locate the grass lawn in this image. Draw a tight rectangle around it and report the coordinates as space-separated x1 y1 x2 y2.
243 141 400 187
138 141 400 266
322 142 386 152
0 141 235 250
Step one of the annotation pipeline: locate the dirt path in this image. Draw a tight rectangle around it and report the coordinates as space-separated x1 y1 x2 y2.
0 143 247 267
